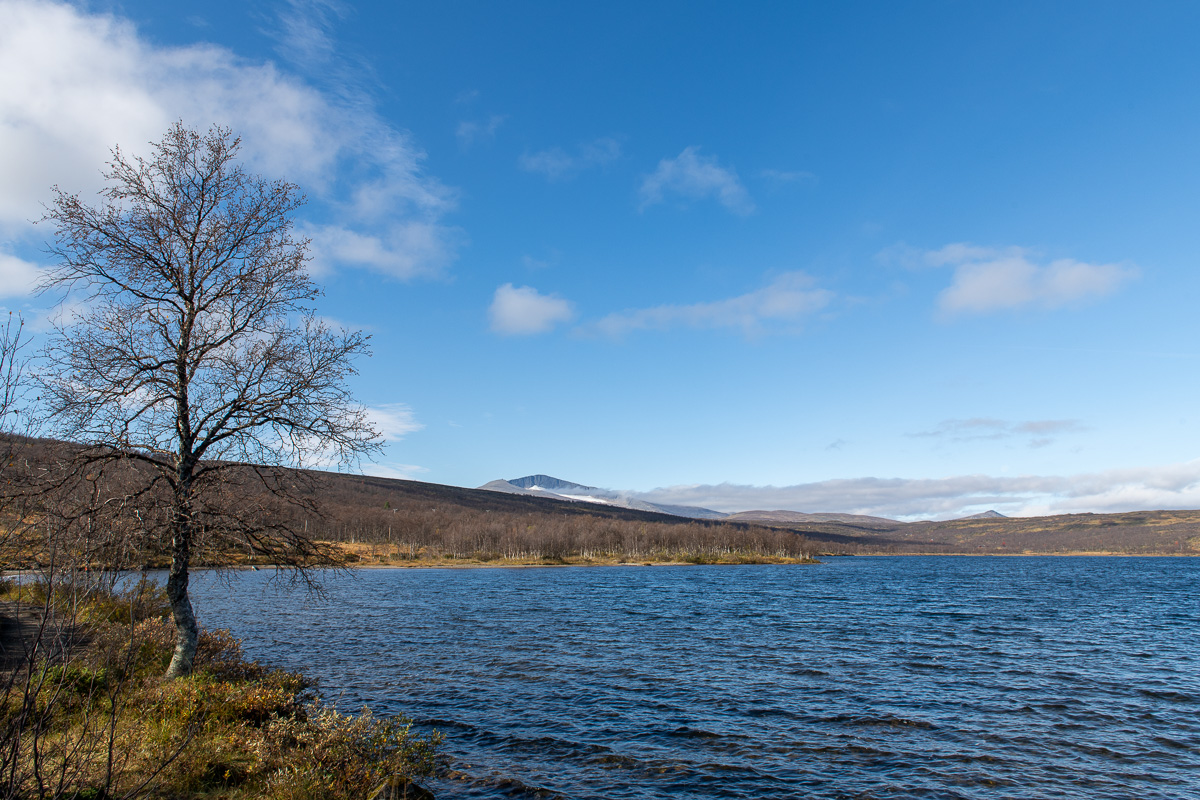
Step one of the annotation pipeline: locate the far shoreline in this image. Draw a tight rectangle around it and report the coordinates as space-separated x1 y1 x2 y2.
212 550 1200 574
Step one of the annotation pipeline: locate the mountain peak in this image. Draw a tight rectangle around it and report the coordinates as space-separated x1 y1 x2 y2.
507 474 597 492
961 510 1006 520
480 475 726 520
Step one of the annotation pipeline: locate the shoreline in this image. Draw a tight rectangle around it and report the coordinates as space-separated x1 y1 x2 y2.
329 553 817 569
215 551 1199 573
9 552 1192 578
333 551 1197 567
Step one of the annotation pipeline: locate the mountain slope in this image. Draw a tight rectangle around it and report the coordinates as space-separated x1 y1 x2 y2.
479 475 728 519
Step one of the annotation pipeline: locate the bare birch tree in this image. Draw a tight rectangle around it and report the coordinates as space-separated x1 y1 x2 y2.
0 313 27 437
39 123 380 678
0 312 31 562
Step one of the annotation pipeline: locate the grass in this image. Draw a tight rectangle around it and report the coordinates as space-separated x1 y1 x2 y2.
0 579 441 799
332 541 817 567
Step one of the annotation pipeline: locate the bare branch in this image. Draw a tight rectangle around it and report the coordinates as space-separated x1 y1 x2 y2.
38 123 381 677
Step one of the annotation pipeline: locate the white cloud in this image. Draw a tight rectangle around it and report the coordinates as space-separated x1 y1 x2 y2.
360 461 429 480
580 137 621 164
303 221 459 280
520 137 621 181
488 283 575 336
273 0 347 69
366 403 424 441
0 252 41 298
519 148 575 180
521 251 558 271
0 0 455 282
456 115 505 148
924 243 1136 314
639 146 754 215
588 272 832 338
635 459 1200 520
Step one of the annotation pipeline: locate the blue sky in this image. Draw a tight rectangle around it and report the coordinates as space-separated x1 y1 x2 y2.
3 0 1200 518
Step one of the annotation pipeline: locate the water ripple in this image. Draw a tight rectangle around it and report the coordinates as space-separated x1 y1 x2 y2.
191 557 1200 799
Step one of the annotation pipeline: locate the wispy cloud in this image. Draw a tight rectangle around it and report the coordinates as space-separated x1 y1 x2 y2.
366 403 424 441
586 272 831 338
456 115 505 148
488 283 575 336
639 146 754 215
273 0 348 70
888 243 1137 315
303 220 460 280
520 137 621 181
0 0 456 290
635 459 1200 520
0 252 41 299
360 461 429 480
912 418 1084 448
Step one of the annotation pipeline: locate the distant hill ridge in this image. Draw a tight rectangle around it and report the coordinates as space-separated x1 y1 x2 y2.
483 477 1021 528
725 510 905 530
3 437 1195 555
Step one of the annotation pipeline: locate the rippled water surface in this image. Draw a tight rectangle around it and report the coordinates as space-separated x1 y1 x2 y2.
191 557 1199 799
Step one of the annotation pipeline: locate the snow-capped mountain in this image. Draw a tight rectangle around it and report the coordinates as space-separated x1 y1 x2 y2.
478 475 727 520
959 510 1007 520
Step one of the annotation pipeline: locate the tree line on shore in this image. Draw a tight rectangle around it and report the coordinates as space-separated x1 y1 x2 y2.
1 435 817 567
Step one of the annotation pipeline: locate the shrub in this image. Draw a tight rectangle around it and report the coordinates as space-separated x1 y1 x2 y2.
79 577 171 625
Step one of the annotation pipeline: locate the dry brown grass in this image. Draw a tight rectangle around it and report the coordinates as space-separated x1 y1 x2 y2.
330 539 817 567
0 580 440 800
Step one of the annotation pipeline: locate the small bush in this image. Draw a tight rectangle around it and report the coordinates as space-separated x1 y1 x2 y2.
79 577 170 625
42 664 110 696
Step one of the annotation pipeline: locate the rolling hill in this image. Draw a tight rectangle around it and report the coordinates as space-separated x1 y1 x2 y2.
4 437 1198 559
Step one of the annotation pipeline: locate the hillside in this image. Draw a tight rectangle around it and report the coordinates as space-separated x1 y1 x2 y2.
4 436 1198 559
477 475 727 519
724 510 904 531
902 510 1200 554
288 472 1200 556
0 437 816 566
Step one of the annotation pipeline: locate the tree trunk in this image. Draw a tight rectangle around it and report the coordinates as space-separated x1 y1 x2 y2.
165 503 198 679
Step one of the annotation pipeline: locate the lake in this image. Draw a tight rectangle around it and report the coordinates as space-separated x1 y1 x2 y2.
190 557 1199 799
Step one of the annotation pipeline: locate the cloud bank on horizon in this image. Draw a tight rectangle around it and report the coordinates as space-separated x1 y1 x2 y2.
635 459 1200 521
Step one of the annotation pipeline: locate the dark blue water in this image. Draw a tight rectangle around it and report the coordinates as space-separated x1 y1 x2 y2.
190 557 1200 799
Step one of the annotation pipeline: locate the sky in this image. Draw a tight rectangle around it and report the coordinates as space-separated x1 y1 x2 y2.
2 0 1200 519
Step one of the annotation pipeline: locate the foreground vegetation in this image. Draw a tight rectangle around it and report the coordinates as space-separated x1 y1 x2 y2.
333 539 815 566
0 578 440 800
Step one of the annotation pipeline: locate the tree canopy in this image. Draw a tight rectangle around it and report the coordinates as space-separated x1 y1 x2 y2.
40 123 380 676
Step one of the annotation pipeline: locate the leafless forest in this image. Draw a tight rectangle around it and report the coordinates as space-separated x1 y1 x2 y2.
235 470 1200 560
5 435 1199 569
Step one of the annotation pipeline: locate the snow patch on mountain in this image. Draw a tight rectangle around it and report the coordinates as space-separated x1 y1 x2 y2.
478 475 726 519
